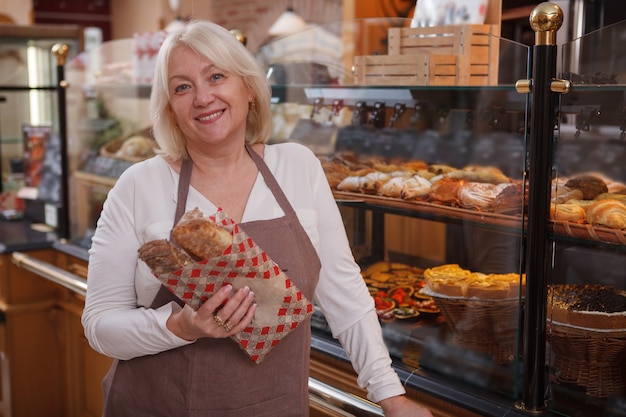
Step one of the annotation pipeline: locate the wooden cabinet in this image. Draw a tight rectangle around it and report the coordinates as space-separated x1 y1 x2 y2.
54 251 112 417
0 250 64 417
0 249 112 417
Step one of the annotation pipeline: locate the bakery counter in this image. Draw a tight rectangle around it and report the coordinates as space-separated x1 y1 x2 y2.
310 330 559 417
0 218 58 253
3 241 541 417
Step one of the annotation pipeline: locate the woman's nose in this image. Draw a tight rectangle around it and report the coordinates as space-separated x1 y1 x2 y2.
193 86 214 106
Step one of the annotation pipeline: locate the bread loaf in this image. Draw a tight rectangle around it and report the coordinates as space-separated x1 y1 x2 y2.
172 209 234 260
138 239 193 274
138 208 234 274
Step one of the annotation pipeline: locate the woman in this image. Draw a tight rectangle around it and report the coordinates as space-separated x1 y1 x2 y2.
82 20 433 417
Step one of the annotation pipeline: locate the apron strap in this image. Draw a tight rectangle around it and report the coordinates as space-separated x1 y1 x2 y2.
174 145 299 227
245 144 299 222
171 157 193 236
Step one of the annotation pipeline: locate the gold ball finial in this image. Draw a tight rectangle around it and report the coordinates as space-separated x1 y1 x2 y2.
52 43 70 66
229 29 247 46
529 2 563 46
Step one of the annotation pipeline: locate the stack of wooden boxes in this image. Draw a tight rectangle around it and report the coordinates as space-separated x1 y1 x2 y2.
353 23 500 86
354 24 500 86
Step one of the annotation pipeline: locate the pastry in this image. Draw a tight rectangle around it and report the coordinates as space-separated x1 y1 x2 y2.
424 264 471 296
428 164 457 175
458 182 510 210
400 174 432 200
465 273 511 299
378 176 406 198
400 160 429 172
493 183 526 215
564 175 608 200
593 192 626 204
336 175 364 192
446 166 511 185
551 184 583 204
425 264 524 299
428 177 464 205
360 171 391 194
586 199 626 229
551 202 587 222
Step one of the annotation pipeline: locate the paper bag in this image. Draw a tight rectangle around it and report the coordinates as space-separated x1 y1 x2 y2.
144 208 313 364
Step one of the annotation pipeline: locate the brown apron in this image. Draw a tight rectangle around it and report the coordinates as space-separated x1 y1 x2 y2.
101 145 321 417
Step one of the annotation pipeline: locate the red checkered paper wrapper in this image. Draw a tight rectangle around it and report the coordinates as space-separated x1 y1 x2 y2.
146 208 313 364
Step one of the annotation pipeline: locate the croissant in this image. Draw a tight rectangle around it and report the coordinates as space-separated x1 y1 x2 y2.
551 203 587 222
586 199 626 229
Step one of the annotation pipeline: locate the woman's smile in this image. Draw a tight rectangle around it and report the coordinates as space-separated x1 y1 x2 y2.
197 109 225 122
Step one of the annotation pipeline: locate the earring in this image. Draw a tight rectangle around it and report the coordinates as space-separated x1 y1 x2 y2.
249 98 256 108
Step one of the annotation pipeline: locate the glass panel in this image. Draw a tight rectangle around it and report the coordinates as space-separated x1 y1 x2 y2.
259 18 530 402
550 19 626 416
0 29 78 220
66 38 153 243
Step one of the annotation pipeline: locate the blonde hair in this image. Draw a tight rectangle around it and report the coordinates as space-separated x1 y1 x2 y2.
150 20 272 160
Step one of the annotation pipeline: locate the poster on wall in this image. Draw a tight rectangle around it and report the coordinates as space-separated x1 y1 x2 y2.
22 124 51 188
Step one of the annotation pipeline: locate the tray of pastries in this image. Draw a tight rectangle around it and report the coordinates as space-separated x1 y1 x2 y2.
362 261 441 322
423 264 525 300
322 153 626 245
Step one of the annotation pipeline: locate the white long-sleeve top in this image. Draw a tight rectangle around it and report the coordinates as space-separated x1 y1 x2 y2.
82 142 404 403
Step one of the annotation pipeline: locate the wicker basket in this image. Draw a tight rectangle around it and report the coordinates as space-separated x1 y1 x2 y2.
548 320 626 398
432 295 522 364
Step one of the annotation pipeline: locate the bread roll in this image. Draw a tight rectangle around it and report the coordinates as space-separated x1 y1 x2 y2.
564 175 608 200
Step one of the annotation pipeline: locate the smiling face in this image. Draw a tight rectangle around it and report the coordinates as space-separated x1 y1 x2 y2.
167 45 252 153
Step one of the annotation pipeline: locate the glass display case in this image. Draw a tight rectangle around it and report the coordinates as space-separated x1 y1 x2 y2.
60 6 626 416
0 25 80 231
546 17 626 417
257 15 534 414
65 37 154 246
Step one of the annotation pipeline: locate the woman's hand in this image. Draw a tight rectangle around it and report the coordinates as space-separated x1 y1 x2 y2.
166 284 256 340
379 395 433 417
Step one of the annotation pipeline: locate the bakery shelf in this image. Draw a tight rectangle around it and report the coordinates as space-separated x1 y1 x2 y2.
333 191 524 232
334 191 626 249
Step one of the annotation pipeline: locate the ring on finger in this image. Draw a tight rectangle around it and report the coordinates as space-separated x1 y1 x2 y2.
223 320 233 332
213 314 225 326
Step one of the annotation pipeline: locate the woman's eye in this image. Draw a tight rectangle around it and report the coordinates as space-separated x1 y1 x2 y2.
174 84 190 93
210 73 224 82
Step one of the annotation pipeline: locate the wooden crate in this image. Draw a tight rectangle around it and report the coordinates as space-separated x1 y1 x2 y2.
353 54 430 86
387 24 500 86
